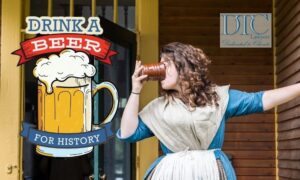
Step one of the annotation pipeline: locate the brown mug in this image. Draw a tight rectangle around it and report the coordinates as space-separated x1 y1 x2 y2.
141 63 166 81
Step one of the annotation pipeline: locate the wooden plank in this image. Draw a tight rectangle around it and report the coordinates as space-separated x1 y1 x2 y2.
278 128 300 140
237 176 275 180
160 17 219 27
211 74 273 85
277 57 300 80
278 106 300 122
160 26 220 36
278 71 300 87
235 167 275 176
225 132 274 142
276 2 300 35
277 58 300 83
160 39 218 47
277 39 300 68
227 85 273 91
160 0 272 8
232 159 275 168
276 11 300 40
278 150 300 160
209 56 273 65
277 44 300 66
200 47 272 56
229 114 274 123
278 138 300 149
276 24 300 55
223 142 275 150
275 0 289 13
275 1 299 29
226 123 274 132
193 47 273 56
279 177 298 180
279 168 300 179
159 44 272 55
161 35 221 39
278 96 300 113
278 118 300 131
213 82 274 96
276 44 300 67
279 160 300 170
225 150 275 159
160 7 271 17
277 30 300 60
160 35 219 46
209 65 273 75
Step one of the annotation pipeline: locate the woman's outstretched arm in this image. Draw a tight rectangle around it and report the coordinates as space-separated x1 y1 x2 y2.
262 83 300 111
119 61 148 138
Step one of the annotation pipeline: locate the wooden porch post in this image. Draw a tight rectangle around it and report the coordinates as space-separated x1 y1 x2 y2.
135 0 159 179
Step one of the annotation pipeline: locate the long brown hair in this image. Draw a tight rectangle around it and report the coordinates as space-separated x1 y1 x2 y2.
160 42 219 108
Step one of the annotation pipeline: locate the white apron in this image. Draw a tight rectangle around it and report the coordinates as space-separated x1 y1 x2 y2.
139 85 230 180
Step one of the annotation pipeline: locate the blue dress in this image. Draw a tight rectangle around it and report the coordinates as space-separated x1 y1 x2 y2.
116 89 265 180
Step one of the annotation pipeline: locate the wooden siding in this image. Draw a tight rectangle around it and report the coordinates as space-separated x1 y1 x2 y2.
159 0 275 179
275 0 300 179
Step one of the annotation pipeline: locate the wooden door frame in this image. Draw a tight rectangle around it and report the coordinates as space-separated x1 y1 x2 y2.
135 0 159 180
0 0 23 179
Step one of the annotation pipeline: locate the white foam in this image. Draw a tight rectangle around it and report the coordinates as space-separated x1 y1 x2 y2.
33 49 96 93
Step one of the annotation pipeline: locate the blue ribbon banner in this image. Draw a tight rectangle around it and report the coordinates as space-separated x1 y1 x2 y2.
21 122 114 148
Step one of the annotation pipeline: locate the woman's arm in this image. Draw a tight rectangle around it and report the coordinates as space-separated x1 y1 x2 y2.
262 83 300 111
120 61 148 138
120 93 140 138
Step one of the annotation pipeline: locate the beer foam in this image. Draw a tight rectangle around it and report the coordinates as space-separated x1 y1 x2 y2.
33 49 96 93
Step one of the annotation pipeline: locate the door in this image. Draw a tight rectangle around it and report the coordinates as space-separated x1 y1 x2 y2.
92 17 136 180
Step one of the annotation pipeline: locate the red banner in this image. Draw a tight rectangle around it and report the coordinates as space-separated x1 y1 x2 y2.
13 34 117 65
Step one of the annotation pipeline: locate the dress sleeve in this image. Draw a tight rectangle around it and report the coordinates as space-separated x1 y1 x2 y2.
224 89 265 119
115 115 154 143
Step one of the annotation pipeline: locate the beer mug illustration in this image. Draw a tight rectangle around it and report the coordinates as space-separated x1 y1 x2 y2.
33 49 118 157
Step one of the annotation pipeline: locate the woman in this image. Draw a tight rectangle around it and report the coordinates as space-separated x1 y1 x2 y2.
117 42 299 180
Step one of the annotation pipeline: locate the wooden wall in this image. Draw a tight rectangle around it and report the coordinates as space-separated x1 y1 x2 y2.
275 0 300 179
159 0 275 179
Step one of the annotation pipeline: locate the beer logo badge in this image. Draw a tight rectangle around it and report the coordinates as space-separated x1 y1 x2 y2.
13 16 119 157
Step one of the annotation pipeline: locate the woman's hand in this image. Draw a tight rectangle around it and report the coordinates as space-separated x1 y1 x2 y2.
119 61 148 138
131 60 148 93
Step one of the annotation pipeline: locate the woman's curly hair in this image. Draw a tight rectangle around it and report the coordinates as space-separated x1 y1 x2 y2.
160 42 219 109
